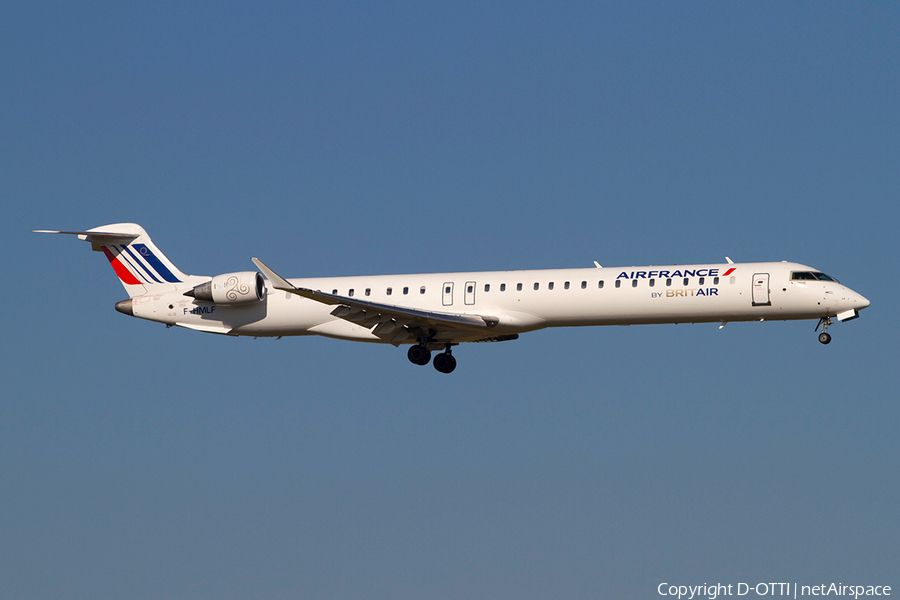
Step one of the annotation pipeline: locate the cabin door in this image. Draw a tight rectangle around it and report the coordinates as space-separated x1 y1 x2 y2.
752 273 771 306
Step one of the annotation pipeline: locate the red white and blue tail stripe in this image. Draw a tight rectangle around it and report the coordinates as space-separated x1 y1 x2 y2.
34 223 193 297
101 243 183 285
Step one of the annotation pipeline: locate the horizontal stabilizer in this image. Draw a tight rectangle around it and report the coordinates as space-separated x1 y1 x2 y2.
34 229 140 243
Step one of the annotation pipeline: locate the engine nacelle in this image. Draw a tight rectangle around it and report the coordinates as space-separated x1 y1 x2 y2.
185 271 265 304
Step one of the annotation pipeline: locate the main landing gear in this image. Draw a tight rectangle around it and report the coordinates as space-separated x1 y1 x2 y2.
816 317 833 345
407 343 457 373
433 348 457 374
407 344 431 366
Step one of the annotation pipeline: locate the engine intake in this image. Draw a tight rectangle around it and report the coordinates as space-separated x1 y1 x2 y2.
185 271 265 304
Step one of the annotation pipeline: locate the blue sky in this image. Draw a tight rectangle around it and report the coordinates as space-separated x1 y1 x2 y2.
2 2 898 599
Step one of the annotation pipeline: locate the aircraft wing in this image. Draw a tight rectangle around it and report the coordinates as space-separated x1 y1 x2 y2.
252 258 499 345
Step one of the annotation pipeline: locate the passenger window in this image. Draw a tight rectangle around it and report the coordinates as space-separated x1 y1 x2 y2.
581 281 587 289
484 284 490 292
386 287 392 295
403 287 409 295
533 283 539 290
548 282 554 290
598 280 604 288
500 283 506 292
615 280 621 288
445 286 451 294
564 281 570 289
632 280 638 287
517 283 523 291
683 278 689 286
666 278 672 286
332 289 337 295
365 288 371 296
420 286 426 294
649 279 655 287
713 277 719 285
467 285 473 293
698 277 705 285
349 289 354 297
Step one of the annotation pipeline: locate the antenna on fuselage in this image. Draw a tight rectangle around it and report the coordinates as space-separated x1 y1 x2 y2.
725 257 734 264
593 261 602 268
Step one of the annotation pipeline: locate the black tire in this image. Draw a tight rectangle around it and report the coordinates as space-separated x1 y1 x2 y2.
433 353 457 374
407 344 431 366
818 332 832 345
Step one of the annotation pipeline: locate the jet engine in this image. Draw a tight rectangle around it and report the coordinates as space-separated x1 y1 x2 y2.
185 271 265 304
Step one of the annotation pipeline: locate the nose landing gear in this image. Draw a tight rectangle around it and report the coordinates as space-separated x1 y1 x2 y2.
816 317 833 344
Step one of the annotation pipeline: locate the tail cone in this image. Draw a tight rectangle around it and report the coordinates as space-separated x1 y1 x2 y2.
115 298 134 316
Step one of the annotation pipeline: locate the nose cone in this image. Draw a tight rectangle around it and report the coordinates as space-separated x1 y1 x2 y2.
853 292 870 311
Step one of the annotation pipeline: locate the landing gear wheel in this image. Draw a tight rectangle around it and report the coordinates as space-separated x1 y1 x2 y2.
407 344 431 366
815 317 834 345
433 352 457 374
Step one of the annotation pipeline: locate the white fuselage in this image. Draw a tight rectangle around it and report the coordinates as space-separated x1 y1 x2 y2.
39 224 871 373
130 261 869 343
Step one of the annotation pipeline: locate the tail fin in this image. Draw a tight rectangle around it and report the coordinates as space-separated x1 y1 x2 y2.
35 223 196 298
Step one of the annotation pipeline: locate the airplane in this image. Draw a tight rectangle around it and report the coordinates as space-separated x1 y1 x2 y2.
36 223 870 373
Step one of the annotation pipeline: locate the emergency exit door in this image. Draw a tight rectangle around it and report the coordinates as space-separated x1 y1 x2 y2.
464 281 476 305
442 282 454 306
752 273 771 306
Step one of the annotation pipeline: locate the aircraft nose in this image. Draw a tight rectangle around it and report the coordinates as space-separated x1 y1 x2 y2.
853 292 870 310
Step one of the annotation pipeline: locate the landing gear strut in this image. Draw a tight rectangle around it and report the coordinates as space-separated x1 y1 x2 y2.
432 345 457 374
407 333 458 373
816 317 833 345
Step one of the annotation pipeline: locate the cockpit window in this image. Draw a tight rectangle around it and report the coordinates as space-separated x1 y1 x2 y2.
792 272 817 280
792 271 840 283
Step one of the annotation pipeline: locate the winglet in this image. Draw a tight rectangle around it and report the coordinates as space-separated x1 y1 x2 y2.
251 258 297 291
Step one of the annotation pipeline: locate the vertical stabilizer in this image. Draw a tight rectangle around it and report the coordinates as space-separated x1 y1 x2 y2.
35 223 196 298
